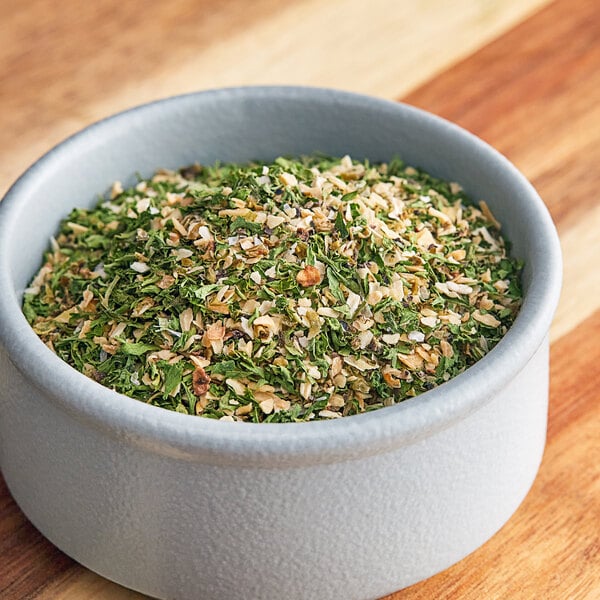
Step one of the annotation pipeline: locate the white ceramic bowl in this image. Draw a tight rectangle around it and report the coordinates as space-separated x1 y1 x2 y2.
0 87 561 600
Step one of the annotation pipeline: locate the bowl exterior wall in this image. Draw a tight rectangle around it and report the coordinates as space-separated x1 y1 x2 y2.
0 337 548 600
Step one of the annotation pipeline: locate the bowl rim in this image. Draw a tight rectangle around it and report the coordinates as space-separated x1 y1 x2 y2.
0 86 562 466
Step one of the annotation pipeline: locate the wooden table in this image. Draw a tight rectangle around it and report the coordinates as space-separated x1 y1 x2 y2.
1 0 598 598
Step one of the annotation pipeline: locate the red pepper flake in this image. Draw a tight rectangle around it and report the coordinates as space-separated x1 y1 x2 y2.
192 366 211 396
296 265 322 287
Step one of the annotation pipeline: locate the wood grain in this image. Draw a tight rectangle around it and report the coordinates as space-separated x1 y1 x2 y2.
1 0 599 598
0 478 73 597
0 0 550 197
403 0 600 223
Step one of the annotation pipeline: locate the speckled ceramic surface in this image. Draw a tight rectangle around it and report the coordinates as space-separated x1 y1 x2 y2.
0 87 561 600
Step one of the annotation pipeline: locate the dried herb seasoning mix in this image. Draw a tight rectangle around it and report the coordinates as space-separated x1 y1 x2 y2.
23 155 523 422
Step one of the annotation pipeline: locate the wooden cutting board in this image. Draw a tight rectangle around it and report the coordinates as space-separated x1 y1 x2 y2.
1 0 598 598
